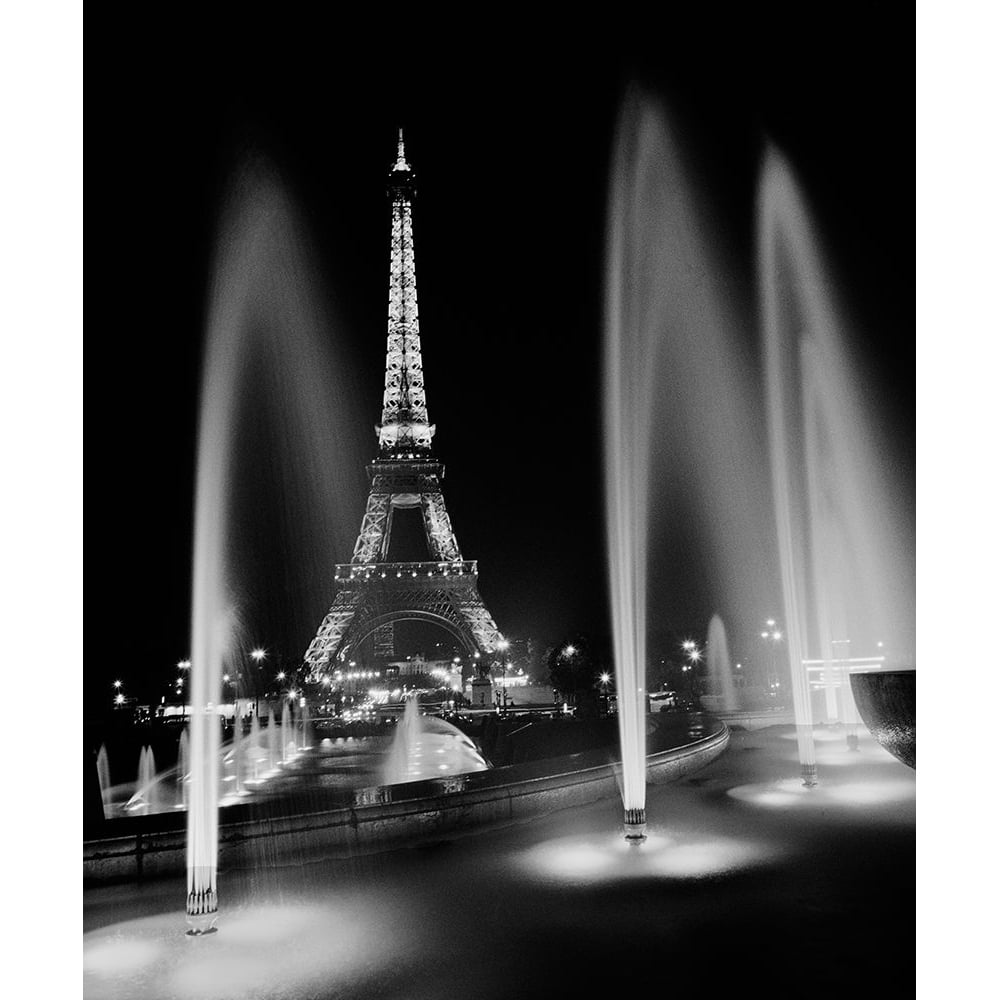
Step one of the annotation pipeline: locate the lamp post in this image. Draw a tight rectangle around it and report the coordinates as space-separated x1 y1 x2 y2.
250 648 266 717
760 622 783 697
681 640 702 703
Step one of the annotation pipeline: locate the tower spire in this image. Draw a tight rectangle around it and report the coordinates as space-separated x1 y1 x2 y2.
394 127 410 172
378 129 433 455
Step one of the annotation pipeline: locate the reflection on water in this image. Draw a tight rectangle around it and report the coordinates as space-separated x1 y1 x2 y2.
519 831 773 886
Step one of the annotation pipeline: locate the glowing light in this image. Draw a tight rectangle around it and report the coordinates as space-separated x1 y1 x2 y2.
599 672 611 684
177 659 191 670
223 674 230 682
761 631 770 638
115 693 125 705
251 648 267 662
113 680 122 689
498 639 510 651
277 671 285 681
773 631 782 641
682 640 695 651
521 833 771 886
688 649 702 663
766 619 776 627
564 645 576 656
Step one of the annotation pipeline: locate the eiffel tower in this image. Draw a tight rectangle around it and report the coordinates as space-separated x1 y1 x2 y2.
304 131 505 682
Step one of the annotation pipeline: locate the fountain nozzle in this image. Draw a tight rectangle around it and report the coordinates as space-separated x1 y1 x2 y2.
800 764 818 788
623 807 647 843
186 889 219 936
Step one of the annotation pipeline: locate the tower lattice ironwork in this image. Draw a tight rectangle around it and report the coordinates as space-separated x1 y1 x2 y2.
304 131 504 680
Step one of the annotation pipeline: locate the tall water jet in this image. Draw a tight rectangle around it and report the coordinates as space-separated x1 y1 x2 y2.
231 715 243 796
384 696 422 784
96 744 110 814
300 701 311 750
248 713 261 780
705 614 738 713
281 702 292 763
604 91 663 842
267 707 278 770
177 729 189 808
184 157 364 934
757 146 914 784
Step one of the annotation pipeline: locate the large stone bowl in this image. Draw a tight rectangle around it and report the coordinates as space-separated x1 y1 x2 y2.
849 669 915 769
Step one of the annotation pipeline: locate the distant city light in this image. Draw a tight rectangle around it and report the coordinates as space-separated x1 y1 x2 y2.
688 649 702 663
564 645 576 656
766 619 776 627
115 693 125 705
177 659 191 670
599 672 611 685
223 674 230 682
251 648 266 662
761 631 770 638
682 640 696 652
277 671 286 681
773 631 782 641
113 680 122 689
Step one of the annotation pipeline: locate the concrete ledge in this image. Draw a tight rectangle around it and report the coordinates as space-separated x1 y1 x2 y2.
84 723 729 882
708 709 795 731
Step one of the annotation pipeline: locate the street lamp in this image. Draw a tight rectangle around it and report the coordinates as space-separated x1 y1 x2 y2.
680 640 703 700
761 621 783 693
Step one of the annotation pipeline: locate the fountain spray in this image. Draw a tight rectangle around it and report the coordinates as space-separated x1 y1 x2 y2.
604 91 660 843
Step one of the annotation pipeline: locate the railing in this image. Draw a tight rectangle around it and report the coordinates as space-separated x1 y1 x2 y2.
334 561 478 583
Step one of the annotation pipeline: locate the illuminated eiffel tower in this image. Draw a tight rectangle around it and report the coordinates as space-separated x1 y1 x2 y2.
304 131 505 681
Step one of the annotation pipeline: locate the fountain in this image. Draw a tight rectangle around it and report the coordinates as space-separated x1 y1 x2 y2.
605 90 672 842
177 729 189 808
281 702 292 763
703 614 738 713
95 744 110 816
757 146 914 782
183 157 364 934
124 746 163 814
300 701 311 750
248 713 261 781
601 89 913 795
268 706 278 770
382 696 488 786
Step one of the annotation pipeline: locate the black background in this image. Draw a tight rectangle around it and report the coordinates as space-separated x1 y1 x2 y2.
88 12 913 714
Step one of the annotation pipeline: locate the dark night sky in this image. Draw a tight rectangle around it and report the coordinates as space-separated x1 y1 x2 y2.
89 13 913 714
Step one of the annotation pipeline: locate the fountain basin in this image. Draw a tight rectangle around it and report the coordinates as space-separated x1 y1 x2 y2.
849 669 915 768
84 719 729 882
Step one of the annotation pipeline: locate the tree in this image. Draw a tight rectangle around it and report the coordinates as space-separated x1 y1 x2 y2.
545 634 607 719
